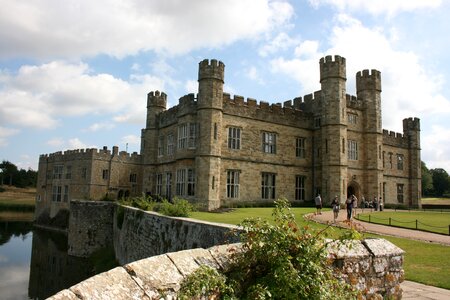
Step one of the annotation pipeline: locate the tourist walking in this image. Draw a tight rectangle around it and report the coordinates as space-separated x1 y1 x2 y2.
331 195 340 222
346 195 354 221
315 194 322 215
352 195 358 218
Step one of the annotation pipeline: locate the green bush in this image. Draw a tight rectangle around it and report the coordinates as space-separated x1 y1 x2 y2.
179 198 356 299
157 197 194 217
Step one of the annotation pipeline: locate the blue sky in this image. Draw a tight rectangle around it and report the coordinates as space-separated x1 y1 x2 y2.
0 0 449 173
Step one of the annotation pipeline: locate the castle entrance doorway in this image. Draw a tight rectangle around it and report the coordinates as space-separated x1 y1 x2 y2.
347 181 361 201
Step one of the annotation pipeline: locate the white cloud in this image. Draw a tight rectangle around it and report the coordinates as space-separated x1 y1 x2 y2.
0 126 19 147
47 137 96 151
294 40 319 58
86 122 115 132
0 61 165 129
0 0 293 59
271 14 450 131
121 134 140 146
258 32 299 57
46 138 64 147
185 80 198 94
245 66 265 84
308 0 441 16
421 125 450 172
68 138 93 150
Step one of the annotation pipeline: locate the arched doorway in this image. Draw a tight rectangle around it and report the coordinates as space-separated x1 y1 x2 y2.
347 181 361 200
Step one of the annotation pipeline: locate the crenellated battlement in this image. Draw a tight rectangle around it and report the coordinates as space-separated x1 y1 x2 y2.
346 94 363 109
39 146 142 163
198 59 225 82
382 130 408 148
320 55 346 82
403 117 420 132
147 90 167 109
356 69 381 92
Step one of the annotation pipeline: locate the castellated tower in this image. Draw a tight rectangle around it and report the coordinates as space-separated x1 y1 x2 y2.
141 91 167 164
319 55 348 202
196 59 225 210
403 117 421 208
357 70 383 201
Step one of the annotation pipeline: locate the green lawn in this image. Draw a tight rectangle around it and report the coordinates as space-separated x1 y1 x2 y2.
356 211 450 235
189 207 450 289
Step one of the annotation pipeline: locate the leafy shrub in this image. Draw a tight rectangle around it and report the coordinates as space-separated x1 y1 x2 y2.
178 265 232 299
179 198 356 299
157 197 194 217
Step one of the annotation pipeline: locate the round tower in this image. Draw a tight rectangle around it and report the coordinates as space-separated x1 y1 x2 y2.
319 55 348 203
197 59 225 110
403 117 421 208
196 59 225 210
146 90 167 129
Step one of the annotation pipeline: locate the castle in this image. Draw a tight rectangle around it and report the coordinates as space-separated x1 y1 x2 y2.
35 55 421 217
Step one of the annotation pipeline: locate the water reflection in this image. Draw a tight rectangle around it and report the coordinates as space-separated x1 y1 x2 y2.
28 229 94 299
0 220 108 300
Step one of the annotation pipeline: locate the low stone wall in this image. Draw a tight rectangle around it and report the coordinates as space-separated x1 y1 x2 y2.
114 206 239 265
49 239 404 299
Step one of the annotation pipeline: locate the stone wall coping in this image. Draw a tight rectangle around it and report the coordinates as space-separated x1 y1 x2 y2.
48 239 403 299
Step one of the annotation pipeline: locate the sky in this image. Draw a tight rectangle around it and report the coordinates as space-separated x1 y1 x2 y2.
0 0 449 173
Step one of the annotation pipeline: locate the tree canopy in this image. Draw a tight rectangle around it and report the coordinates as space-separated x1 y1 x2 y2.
0 160 37 188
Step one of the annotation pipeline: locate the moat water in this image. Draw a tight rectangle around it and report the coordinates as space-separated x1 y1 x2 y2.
0 215 112 300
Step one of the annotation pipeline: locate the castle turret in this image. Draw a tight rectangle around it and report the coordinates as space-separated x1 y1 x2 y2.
319 55 348 202
196 59 225 210
141 90 167 164
403 117 421 208
357 70 383 201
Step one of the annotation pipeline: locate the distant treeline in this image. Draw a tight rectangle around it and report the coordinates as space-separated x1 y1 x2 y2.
0 160 37 188
422 161 450 197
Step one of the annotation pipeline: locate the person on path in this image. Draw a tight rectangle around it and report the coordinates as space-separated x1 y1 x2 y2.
352 195 358 218
315 194 322 215
346 195 354 221
331 195 340 222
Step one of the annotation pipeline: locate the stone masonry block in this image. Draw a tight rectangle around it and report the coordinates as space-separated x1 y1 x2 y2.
326 239 370 259
47 289 79 300
166 248 219 277
363 238 404 257
69 267 145 300
125 254 183 293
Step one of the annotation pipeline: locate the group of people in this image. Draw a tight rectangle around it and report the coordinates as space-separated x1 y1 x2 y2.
314 193 383 222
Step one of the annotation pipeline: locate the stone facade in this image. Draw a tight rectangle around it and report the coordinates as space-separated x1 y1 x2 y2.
36 55 421 216
49 239 404 299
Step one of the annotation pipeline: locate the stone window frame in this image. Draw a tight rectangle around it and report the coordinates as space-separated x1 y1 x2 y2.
102 169 109 180
129 173 137 183
63 185 69 202
397 154 404 170
65 165 72 179
187 169 195 196
389 152 393 169
295 175 306 201
176 169 186 196
296 137 306 158
347 112 357 124
347 140 358 160
177 124 189 149
165 172 172 199
227 127 241 150
226 170 240 199
397 183 404 203
52 165 63 179
167 134 174 156
262 132 277 154
188 123 198 149
81 167 87 179
261 172 276 200
52 185 62 202
158 135 165 157
156 174 163 195
314 117 321 128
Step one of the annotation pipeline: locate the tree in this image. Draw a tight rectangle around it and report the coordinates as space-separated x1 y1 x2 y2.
421 161 433 196
430 168 450 197
0 160 18 186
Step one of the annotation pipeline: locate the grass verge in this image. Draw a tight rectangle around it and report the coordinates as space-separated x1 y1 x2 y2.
356 211 450 235
190 207 450 289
